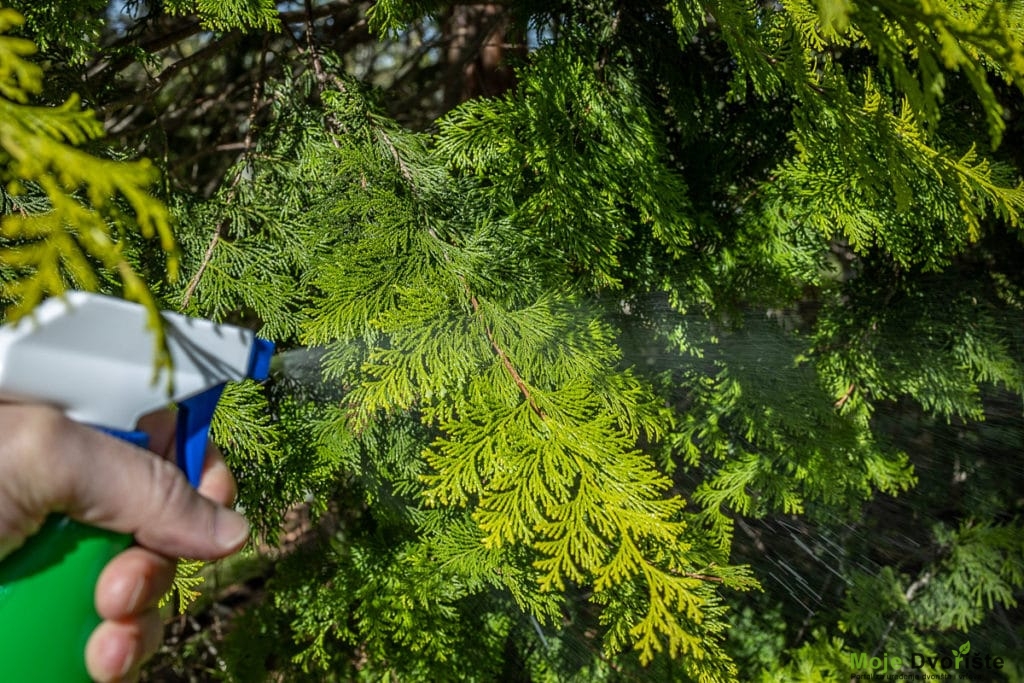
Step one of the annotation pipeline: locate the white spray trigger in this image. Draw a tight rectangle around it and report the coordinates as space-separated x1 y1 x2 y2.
0 292 274 484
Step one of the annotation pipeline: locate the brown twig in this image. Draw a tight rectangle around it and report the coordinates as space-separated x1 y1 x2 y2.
468 289 547 420
834 383 856 408
422 221 545 420
659 560 726 583
304 0 329 89
87 18 204 84
97 35 238 125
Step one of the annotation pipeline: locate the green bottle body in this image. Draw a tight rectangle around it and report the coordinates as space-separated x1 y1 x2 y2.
0 515 130 681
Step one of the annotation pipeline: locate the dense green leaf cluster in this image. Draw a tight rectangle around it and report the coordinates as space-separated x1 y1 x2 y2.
4 0 1024 681
162 0 280 31
0 7 174 348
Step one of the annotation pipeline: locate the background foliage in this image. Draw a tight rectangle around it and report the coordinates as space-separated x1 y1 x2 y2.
2 0 1023 681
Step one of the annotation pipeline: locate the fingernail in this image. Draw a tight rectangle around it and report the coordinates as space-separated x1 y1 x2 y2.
112 575 145 613
214 509 250 551
99 634 133 680
118 649 136 679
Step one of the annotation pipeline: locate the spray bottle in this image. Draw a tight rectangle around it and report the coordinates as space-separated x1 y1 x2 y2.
0 291 274 681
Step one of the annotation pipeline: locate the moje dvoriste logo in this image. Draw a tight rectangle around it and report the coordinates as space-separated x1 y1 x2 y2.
850 640 1006 678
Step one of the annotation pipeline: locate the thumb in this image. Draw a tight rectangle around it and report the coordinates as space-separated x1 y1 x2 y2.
1 406 249 560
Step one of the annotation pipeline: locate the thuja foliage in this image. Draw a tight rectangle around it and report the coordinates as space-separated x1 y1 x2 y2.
4 0 1024 681
0 7 174 345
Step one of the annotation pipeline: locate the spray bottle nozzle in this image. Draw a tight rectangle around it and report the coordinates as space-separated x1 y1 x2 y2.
248 337 276 381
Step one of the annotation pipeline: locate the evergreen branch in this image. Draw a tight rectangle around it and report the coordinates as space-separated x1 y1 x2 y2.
163 0 281 32
834 382 856 408
378 126 415 183
467 285 546 420
181 44 268 308
418 176 543 418
0 8 176 364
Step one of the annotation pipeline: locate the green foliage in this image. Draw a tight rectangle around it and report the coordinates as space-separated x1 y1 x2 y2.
834 519 1024 674
912 520 1024 632
367 0 442 35
813 270 1024 421
755 630 854 682
2 0 108 65
162 0 280 31
436 43 696 288
0 7 175 358
7 0 1024 681
774 73 1024 267
169 0 1024 678
229 81 751 674
163 558 206 613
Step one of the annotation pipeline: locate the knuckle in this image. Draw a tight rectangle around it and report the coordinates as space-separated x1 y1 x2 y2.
145 456 193 517
0 405 82 505
136 454 210 554
2 405 73 457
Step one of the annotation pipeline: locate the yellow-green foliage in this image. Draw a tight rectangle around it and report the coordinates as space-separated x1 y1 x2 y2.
9 1 1024 681
177 1 1024 677
0 8 175 321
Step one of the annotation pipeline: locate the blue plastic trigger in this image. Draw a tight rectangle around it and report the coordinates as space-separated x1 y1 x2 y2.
174 336 274 489
176 385 225 489
97 427 151 449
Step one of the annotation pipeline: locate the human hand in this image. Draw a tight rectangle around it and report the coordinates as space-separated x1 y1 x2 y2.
0 405 249 682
